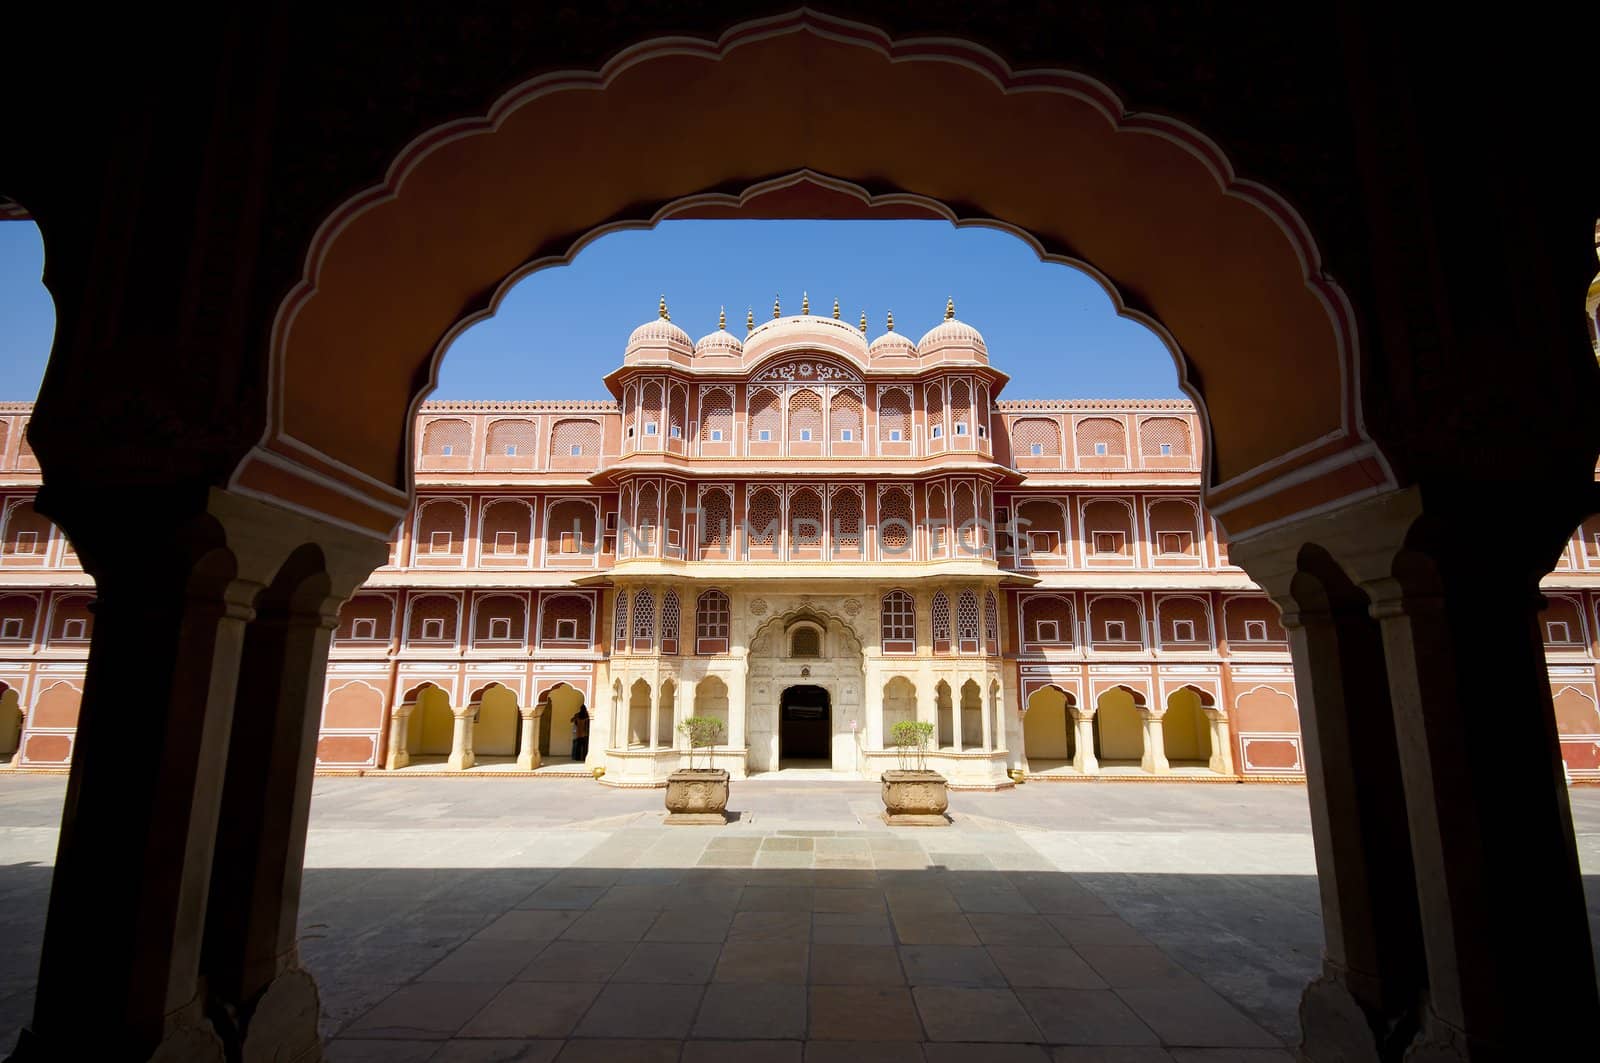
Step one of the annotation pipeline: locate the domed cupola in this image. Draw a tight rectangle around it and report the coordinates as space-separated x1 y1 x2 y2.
624 295 693 362
916 297 988 362
694 306 743 358
868 310 918 359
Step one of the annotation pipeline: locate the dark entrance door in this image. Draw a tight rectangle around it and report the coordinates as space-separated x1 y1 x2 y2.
779 684 831 765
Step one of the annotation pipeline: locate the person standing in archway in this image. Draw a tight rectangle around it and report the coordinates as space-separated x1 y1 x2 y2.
570 703 591 762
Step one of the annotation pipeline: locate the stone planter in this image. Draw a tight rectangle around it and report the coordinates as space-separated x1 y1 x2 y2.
664 768 730 825
881 770 950 826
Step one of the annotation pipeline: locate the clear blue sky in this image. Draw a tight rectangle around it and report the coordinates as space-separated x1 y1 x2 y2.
0 219 1182 402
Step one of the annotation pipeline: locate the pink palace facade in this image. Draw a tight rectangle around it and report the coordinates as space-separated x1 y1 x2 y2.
4 300 1600 785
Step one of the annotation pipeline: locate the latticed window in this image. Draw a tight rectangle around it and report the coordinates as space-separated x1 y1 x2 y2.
613 592 628 649
789 389 823 443
636 482 660 553
950 379 973 434
1022 594 1074 645
541 594 591 644
641 381 664 437
547 499 595 556
984 591 1000 653
748 388 781 442
421 418 470 457
976 383 991 436
789 489 823 549
700 389 733 443
952 482 977 554
1076 417 1127 457
832 489 862 553
748 488 781 548
879 489 913 554
957 591 980 647
700 488 732 553
878 389 910 442
632 589 655 643
831 389 862 441
486 419 536 461
550 418 600 461
409 596 458 643
480 499 529 557
925 382 946 437
667 385 688 440
1014 417 1061 456
928 485 948 552
696 590 730 641
881 590 915 642
660 590 681 654
663 484 685 549
931 591 951 646
1139 416 1193 457
790 627 821 657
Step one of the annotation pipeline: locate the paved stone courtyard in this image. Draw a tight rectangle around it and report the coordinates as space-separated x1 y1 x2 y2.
2 775 1597 1062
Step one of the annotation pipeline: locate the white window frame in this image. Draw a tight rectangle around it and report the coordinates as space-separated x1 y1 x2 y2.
488 617 512 641
493 530 517 555
555 618 579 641
1159 443 1173 456
1034 619 1060 643
421 618 446 641
0 617 22 639
559 531 583 555
429 530 453 554
1030 443 1043 456
977 425 987 439
61 617 88 640
645 422 658 436
1171 619 1196 642
441 444 454 456
889 429 903 442
570 443 583 456
931 425 943 439
1158 531 1192 555
1103 619 1127 641
799 428 812 442
1094 441 1108 456
710 429 724 442
670 425 682 439
1243 619 1269 642
1028 530 1059 555
504 444 518 456
758 429 772 442
1092 530 1125 555
351 618 377 640
1547 620 1573 644
954 422 967 436
15 530 39 555
840 428 853 442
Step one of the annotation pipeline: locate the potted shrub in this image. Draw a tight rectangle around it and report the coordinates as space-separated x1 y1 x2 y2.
881 720 950 826
665 716 730 824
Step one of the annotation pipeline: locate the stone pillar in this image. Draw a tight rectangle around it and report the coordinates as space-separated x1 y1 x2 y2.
1072 710 1098 774
202 521 385 1062
980 681 994 752
648 681 661 749
384 703 414 771
1206 711 1234 776
12 486 383 1062
728 660 748 752
678 679 695 752
1141 710 1170 774
447 705 474 770
516 705 542 770
950 686 963 754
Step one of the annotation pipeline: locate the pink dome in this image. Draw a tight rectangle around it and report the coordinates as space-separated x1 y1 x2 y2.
694 308 744 357
624 299 693 361
867 310 917 359
916 299 988 361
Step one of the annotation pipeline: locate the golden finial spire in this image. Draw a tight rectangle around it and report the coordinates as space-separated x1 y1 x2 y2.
944 296 955 321
886 310 896 332
658 294 670 321
718 306 726 331
747 307 755 333
859 310 868 335
802 291 810 315
773 294 781 319
832 297 840 320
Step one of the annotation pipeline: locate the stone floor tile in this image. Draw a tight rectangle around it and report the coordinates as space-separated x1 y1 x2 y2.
1050 1049 1175 1062
1074 946 1196 988
419 940 542 983
324 1040 441 1062
987 946 1108 989
899 945 1008 987
949 888 1034 914
1046 916 1150 948
814 887 885 913
516 885 608 911
429 1039 563 1062
549 868 624 888
707 836 763 851
1016 886 1115 918
716 940 810 983
913 987 1042 1043
458 982 604 1039
809 944 906 984
928 854 996 872
808 985 924 1041
343 982 503 1039
874 853 935 870
924 1045 1053 1063
812 858 877 872
1116 986 1280 1048
763 836 816 851
757 851 818 869
572 982 704 1039
592 884 669 910
893 913 978 946
813 912 894 946
684 1041 804 1063
699 850 757 867
730 910 812 942
615 941 722 983
803 1042 925 1062
517 940 634 983
966 914 1067 947
1013 988 1160 1046
665 883 744 908
885 888 960 915
740 886 816 911
474 909 582 942
693 983 808 1039
552 1039 682 1063
557 908 660 943
644 907 733 943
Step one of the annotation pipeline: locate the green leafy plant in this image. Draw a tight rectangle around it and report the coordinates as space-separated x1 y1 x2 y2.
678 715 727 770
891 719 936 772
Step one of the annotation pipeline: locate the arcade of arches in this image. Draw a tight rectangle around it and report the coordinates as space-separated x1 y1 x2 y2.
1 6 1597 1062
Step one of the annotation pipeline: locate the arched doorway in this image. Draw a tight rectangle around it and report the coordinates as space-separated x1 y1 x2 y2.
1023 685 1076 770
779 684 831 766
404 685 454 761
472 684 520 759
536 683 585 759
1093 686 1145 767
0 683 20 760
1164 685 1214 769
